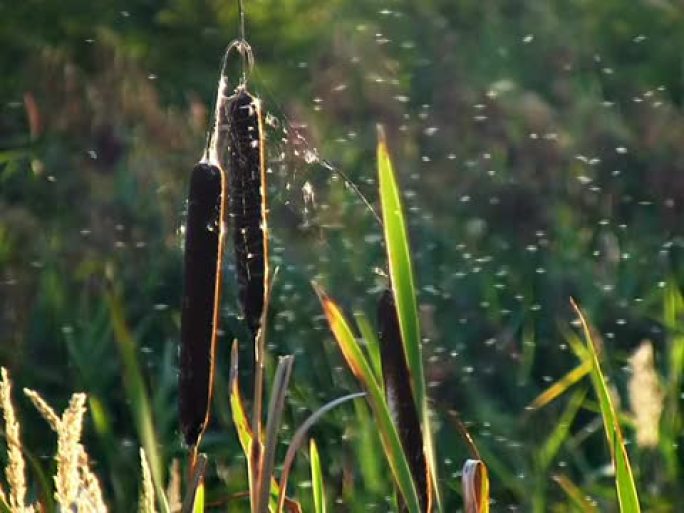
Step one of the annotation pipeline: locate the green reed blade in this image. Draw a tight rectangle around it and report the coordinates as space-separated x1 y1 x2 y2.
192 483 204 513
663 280 684 478
107 288 170 513
354 311 383 382
537 387 588 471
527 361 591 411
571 300 641 513
310 439 326 513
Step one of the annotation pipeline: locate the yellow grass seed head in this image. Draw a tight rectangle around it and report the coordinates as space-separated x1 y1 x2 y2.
23 388 60 432
77 448 108 513
139 448 157 513
0 367 30 512
54 393 87 509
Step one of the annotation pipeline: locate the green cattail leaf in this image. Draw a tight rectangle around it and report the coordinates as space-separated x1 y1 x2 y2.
662 280 684 477
377 127 440 512
108 288 170 513
310 439 326 513
229 340 254 455
462 459 489 513
537 387 588 471
192 482 204 513
376 127 425 439
315 285 421 513
571 300 641 513
354 311 383 382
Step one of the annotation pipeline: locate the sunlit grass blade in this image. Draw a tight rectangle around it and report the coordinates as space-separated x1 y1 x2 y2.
552 474 599 513
527 361 591 410
314 284 421 513
353 400 385 494
229 339 260 508
255 356 295 513
192 483 204 513
571 300 641 513
377 288 428 512
277 392 364 513
662 280 684 478
461 459 489 513
181 453 207 513
229 340 255 455
354 311 383 382
107 287 170 513
377 126 439 512
310 439 326 513
537 387 588 471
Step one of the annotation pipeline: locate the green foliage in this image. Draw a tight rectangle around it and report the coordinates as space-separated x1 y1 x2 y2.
1 0 684 511
309 440 326 513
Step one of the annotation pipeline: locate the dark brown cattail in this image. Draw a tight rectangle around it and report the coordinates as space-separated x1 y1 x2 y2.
179 161 226 447
378 288 430 513
226 88 268 340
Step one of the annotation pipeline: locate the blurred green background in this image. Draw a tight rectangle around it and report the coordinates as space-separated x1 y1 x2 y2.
1 0 683 511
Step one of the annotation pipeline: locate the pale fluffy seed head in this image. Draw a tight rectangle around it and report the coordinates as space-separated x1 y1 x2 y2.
54 393 87 509
628 341 664 448
77 448 108 513
0 367 29 512
23 388 60 432
139 448 157 513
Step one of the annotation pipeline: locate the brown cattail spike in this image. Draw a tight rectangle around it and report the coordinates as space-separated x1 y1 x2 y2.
378 288 429 513
179 161 226 447
226 88 268 341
